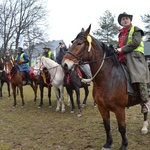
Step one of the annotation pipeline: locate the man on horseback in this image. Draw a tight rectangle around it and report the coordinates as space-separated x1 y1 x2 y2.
15 47 31 85
115 12 150 113
3 51 14 62
42 46 54 60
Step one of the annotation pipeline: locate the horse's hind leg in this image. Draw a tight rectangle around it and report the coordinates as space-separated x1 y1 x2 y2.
0 81 3 98
82 86 89 108
48 86 52 108
115 109 128 150
38 85 44 108
141 112 149 134
12 85 17 107
75 88 82 117
19 86 25 108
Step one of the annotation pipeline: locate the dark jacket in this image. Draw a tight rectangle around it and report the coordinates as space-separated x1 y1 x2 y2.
56 47 68 65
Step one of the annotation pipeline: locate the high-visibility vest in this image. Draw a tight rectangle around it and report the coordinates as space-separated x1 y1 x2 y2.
127 26 144 53
48 51 53 59
17 53 29 65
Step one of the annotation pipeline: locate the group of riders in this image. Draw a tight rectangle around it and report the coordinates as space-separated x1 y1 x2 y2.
3 42 91 86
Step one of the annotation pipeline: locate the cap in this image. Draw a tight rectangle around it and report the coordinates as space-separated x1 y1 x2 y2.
43 46 50 50
118 12 133 26
17 47 23 51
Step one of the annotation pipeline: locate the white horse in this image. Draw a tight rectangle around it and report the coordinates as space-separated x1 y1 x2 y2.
34 56 70 112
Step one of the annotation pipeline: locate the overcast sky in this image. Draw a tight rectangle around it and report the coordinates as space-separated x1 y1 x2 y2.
46 0 150 46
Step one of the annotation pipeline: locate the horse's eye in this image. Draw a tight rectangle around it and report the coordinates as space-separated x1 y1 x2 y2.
77 42 82 45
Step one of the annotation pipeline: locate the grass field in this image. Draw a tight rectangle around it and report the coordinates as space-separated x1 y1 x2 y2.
0 84 150 150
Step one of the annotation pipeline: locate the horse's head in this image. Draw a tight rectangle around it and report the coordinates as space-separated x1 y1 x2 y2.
33 56 43 75
3 58 13 74
62 24 95 70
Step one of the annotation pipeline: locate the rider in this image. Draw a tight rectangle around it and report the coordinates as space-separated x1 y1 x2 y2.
3 51 14 62
15 47 31 85
42 46 54 60
115 12 150 113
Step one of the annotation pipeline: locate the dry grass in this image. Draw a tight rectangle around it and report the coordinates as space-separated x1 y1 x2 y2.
0 84 150 150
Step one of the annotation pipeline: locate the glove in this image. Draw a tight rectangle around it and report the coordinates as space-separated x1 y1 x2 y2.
17 60 23 65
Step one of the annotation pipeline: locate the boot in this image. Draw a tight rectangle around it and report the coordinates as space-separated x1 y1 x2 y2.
139 83 150 113
25 71 31 85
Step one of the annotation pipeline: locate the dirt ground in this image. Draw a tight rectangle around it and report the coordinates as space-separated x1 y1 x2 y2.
0 84 150 150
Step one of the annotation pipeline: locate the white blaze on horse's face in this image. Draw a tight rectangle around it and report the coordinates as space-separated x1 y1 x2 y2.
63 59 75 70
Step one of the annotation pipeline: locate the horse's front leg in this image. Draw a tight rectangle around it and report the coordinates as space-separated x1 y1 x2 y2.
141 112 149 134
19 85 25 108
53 87 61 112
6 81 10 98
98 106 113 149
12 85 17 107
115 108 128 150
59 86 65 113
75 88 82 117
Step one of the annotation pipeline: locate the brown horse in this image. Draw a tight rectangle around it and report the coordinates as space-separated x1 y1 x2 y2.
62 24 149 150
7 61 38 107
0 58 10 98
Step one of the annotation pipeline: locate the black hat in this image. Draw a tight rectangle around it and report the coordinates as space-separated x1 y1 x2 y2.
43 46 50 50
118 12 133 26
17 47 23 51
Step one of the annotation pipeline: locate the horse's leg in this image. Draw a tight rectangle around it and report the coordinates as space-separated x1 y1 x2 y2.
53 86 61 112
0 81 3 98
38 85 44 108
19 85 25 108
66 87 75 113
115 108 128 150
141 112 149 134
82 86 89 108
30 80 38 103
75 88 82 117
12 85 17 107
98 106 113 149
59 86 65 113
6 81 10 99
48 86 52 108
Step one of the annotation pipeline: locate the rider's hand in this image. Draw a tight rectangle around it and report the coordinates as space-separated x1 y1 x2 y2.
17 60 23 65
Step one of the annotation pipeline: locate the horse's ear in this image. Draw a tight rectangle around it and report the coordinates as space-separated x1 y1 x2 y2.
85 24 91 36
81 28 85 32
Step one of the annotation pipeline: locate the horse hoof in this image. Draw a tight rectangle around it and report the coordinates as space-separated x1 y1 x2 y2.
21 106 24 108
49 106 52 108
82 104 86 108
77 113 82 117
56 108 60 112
141 128 148 134
38 106 41 108
61 109 65 113
102 147 111 150
70 110 75 113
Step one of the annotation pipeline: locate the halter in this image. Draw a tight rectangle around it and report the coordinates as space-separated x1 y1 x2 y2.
67 35 107 83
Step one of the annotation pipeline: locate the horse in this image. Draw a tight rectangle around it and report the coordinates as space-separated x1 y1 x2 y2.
33 58 52 108
8 62 38 107
34 56 66 112
62 24 149 150
63 64 96 117
0 58 10 99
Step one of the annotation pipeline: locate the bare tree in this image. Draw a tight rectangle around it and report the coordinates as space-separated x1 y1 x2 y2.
0 0 49 57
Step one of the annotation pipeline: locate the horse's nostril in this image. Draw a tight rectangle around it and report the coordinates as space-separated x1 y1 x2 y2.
63 63 68 70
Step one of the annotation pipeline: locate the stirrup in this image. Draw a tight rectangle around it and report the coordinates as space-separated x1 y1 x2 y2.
144 103 150 114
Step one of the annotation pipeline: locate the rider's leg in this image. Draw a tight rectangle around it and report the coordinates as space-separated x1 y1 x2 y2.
139 83 150 113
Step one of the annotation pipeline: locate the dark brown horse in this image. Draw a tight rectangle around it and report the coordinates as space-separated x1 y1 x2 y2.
8 62 38 107
62 24 149 150
0 58 10 98
38 67 52 108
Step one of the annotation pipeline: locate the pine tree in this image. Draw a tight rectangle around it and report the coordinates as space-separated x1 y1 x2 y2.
141 14 150 41
93 10 120 46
